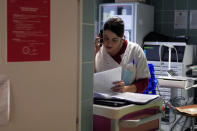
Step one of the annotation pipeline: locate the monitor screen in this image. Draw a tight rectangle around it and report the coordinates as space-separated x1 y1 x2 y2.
144 44 185 62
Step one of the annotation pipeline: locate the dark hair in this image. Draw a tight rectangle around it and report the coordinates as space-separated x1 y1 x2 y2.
103 17 124 38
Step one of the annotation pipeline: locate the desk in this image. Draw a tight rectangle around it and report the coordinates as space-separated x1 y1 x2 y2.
93 97 163 131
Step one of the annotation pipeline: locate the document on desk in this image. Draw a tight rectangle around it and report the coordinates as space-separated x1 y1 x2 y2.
94 92 160 105
94 67 160 105
94 67 122 95
112 92 160 104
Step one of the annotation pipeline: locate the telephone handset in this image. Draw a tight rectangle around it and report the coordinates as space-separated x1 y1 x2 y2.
99 29 103 44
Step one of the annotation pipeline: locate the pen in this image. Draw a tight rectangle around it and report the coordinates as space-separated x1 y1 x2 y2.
132 58 135 65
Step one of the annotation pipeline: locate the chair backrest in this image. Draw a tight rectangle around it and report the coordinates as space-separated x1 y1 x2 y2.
143 63 158 95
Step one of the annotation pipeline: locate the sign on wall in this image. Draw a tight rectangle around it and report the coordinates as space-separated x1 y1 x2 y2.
7 0 50 62
174 10 188 29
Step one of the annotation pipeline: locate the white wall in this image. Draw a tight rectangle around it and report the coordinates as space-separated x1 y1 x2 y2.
0 0 80 131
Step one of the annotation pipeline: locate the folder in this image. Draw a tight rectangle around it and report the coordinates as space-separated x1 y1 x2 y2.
94 92 160 105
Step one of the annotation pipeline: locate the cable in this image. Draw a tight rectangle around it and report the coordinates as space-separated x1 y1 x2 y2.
159 44 163 76
156 84 177 125
159 43 179 76
170 115 184 131
173 46 178 63
158 43 189 129
156 83 189 128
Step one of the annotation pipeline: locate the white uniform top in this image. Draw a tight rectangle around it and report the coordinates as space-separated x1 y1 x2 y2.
95 41 150 85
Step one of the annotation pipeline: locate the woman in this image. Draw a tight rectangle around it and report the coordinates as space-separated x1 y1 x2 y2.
94 17 150 93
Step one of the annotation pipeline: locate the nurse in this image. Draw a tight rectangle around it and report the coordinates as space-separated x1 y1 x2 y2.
94 17 150 93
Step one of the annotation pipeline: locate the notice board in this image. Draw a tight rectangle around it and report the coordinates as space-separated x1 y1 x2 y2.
7 0 50 62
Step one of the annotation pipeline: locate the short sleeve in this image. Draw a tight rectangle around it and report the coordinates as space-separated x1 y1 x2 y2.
135 46 150 80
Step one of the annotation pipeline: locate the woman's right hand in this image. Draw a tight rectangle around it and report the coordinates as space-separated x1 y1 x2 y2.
94 36 102 56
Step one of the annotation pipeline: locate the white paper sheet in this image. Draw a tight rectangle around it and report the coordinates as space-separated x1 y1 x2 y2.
112 92 159 104
94 67 121 95
94 67 160 105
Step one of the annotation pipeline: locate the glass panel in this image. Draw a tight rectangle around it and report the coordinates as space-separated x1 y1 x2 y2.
99 4 134 42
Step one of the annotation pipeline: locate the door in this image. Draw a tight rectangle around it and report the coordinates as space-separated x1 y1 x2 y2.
0 0 80 131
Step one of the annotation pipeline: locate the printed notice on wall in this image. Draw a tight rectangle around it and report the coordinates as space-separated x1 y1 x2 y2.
7 0 50 62
174 10 188 29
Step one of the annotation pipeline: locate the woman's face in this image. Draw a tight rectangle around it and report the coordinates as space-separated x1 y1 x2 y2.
103 30 124 56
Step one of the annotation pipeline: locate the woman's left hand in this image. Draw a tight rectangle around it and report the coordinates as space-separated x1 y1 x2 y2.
111 80 126 93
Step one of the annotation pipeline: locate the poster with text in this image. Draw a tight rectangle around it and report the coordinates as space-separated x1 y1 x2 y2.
7 0 50 62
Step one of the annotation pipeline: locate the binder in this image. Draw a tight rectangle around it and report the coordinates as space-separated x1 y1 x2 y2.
94 92 160 107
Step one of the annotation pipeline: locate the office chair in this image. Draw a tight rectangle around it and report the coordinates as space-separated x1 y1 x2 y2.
143 64 157 95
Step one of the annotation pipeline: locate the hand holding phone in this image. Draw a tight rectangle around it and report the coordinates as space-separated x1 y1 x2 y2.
99 29 103 44
94 29 103 55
